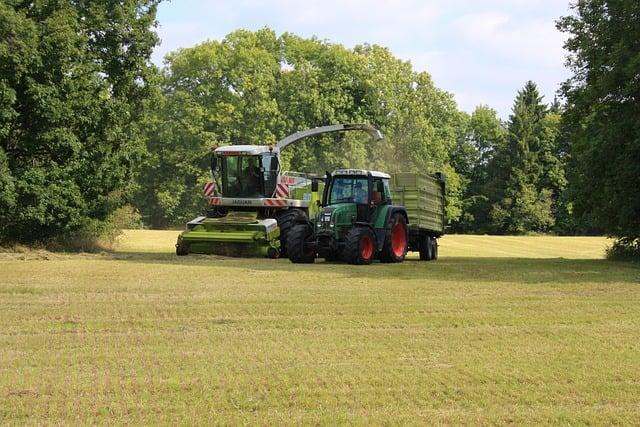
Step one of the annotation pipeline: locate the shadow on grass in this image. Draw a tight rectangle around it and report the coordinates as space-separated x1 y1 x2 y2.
105 251 640 285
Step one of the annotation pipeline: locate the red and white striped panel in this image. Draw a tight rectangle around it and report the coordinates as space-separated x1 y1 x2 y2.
208 197 222 206
274 182 289 198
280 175 297 185
203 181 216 197
264 198 287 207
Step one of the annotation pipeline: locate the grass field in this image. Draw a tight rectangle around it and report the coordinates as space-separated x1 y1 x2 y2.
1 231 639 424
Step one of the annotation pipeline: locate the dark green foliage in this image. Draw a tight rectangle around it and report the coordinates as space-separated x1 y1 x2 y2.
558 0 640 254
0 0 160 244
450 106 508 233
487 82 562 234
136 29 464 227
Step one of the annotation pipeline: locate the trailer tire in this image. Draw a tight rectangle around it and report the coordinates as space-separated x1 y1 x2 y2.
431 238 438 261
343 227 376 265
287 224 316 263
419 235 433 261
277 209 307 256
380 213 408 263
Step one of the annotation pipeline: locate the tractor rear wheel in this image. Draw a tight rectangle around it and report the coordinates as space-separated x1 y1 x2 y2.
277 209 307 256
343 227 376 265
380 213 408 263
419 235 433 261
287 224 316 263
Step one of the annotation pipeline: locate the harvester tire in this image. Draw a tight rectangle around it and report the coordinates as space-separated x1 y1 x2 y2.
176 237 189 256
277 209 307 256
343 226 376 265
380 213 408 263
287 224 316 263
419 235 433 261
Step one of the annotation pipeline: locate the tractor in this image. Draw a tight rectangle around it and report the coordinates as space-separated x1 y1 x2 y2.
286 169 446 264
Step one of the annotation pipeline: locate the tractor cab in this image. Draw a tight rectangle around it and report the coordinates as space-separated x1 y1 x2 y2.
322 169 392 224
212 145 279 198
325 169 392 207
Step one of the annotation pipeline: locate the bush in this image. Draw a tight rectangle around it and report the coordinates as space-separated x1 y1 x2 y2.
606 238 640 262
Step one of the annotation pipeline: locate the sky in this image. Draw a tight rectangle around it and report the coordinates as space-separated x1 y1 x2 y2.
152 0 574 119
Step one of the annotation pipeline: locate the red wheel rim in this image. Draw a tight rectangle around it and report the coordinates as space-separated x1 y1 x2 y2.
361 235 374 260
391 223 407 257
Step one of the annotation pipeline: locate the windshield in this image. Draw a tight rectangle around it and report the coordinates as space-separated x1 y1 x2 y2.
328 177 369 205
219 154 278 198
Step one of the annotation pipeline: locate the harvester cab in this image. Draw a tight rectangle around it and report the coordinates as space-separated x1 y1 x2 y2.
176 124 383 258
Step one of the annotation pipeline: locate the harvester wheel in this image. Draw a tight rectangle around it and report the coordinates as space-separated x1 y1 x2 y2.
287 224 316 263
267 247 280 259
176 237 189 256
343 227 376 265
277 209 307 256
419 235 433 261
380 213 408 263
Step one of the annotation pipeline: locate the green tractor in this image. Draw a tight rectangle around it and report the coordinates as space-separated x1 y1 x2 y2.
287 169 446 264
175 125 383 258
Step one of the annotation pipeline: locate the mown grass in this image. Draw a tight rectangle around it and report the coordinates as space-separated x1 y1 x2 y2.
1 231 639 424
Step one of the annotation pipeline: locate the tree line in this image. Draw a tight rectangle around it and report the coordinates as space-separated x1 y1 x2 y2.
0 0 638 258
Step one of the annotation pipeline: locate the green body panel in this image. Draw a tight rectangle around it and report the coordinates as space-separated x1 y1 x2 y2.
314 202 392 241
390 173 445 235
313 203 355 239
291 182 324 218
372 204 392 229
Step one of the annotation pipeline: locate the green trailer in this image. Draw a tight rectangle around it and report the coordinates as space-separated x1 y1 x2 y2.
286 169 445 265
390 172 446 260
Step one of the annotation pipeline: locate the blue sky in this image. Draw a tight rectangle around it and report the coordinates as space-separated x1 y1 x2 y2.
153 0 573 118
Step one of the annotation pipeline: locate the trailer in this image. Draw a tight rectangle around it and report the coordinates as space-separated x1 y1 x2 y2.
390 172 446 260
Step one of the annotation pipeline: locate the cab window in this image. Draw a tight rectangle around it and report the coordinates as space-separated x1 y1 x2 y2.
372 177 391 204
329 177 369 205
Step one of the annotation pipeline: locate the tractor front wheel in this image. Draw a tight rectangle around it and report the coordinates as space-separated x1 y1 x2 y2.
287 224 316 263
343 227 376 265
380 213 408 263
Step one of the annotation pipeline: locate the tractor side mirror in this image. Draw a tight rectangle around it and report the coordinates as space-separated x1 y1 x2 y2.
311 179 319 192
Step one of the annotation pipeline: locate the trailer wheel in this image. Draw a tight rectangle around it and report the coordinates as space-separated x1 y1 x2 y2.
287 224 316 263
380 213 408 263
343 227 376 265
431 238 438 261
419 235 432 261
277 209 307 256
